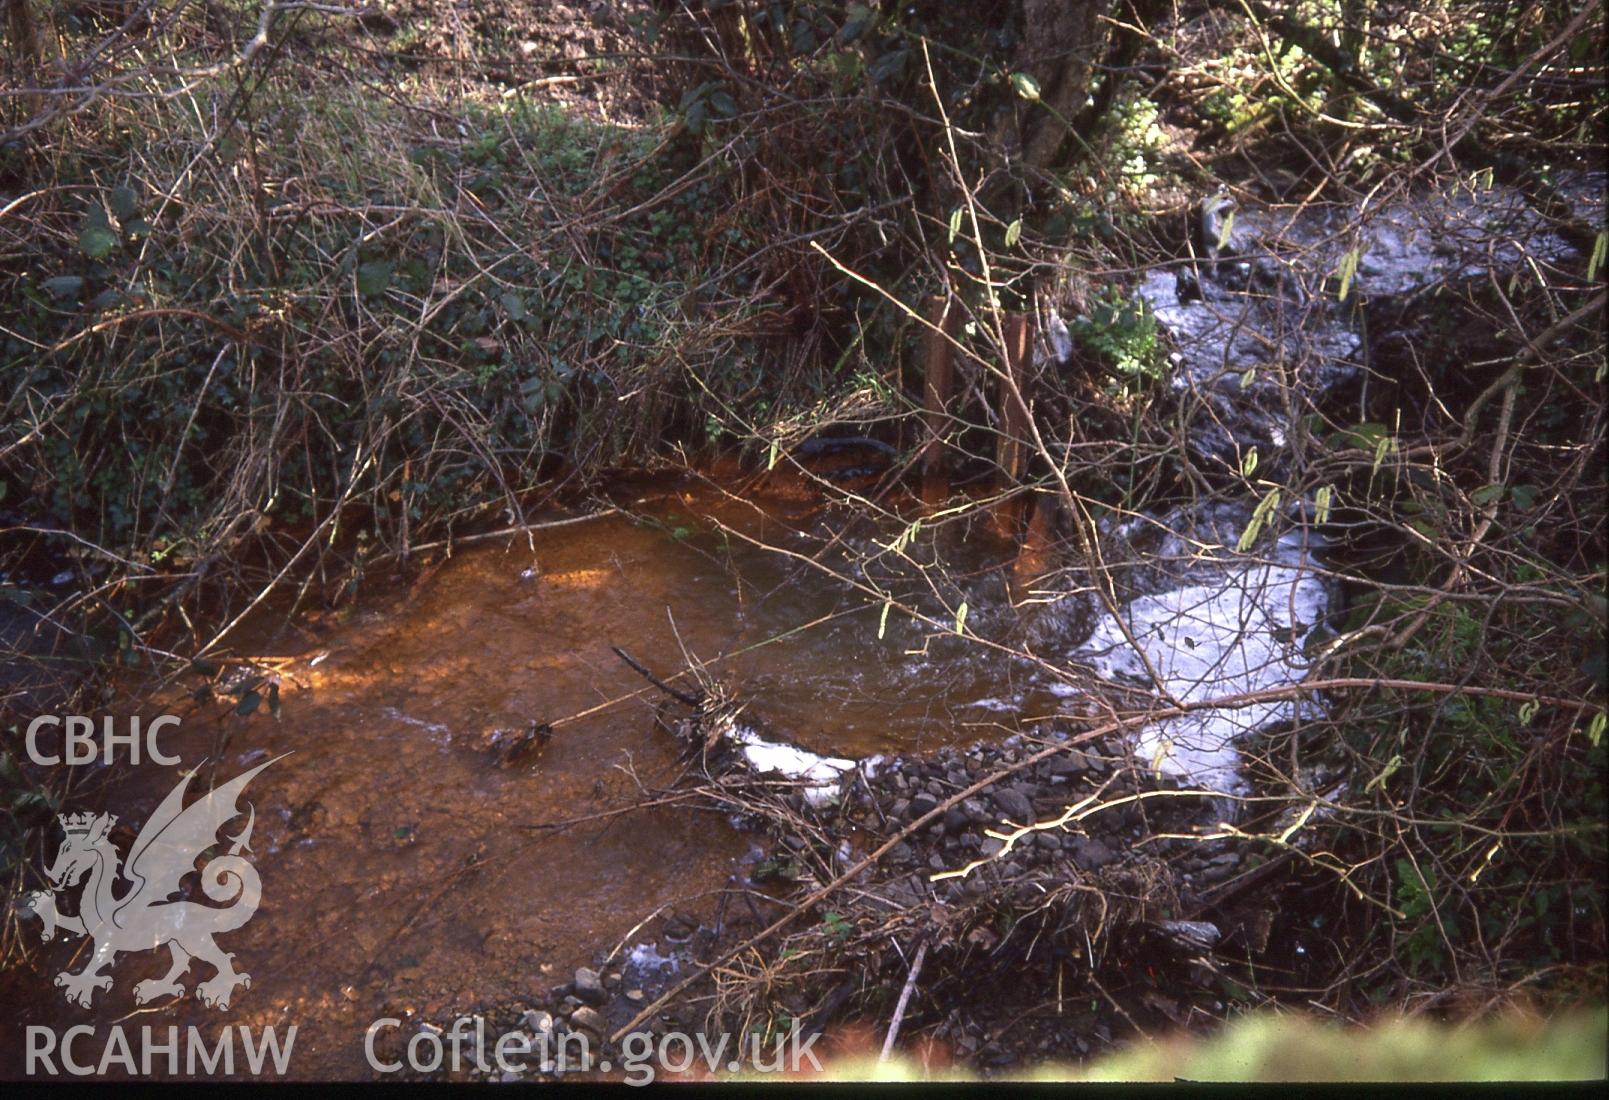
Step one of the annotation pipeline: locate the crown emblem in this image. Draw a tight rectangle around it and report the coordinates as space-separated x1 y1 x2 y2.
59 812 115 835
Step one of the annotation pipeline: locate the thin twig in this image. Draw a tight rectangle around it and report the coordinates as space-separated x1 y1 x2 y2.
879 938 928 1062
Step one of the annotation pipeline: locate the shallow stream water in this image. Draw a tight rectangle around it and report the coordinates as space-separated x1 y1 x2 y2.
1 485 1097 1078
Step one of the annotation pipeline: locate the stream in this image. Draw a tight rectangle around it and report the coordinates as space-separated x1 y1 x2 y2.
2 174 1597 1079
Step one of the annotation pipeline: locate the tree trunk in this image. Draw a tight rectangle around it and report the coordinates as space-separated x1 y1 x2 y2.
1014 0 1113 173
4 0 45 123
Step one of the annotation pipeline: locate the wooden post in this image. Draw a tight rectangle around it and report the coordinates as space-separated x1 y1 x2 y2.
992 313 1033 536
920 295 956 507
1010 493 1058 606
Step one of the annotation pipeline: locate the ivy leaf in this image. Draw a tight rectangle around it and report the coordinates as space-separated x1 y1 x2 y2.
1009 72 1041 101
868 48 908 84
109 186 140 222
79 207 118 260
357 260 393 298
42 276 85 301
1004 218 1022 248
236 690 262 717
836 3 871 44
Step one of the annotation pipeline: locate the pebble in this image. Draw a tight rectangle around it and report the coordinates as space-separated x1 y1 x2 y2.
992 788 1034 822
569 1006 607 1035
1042 752 1088 776
573 967 608 1006
1070 837 1116 868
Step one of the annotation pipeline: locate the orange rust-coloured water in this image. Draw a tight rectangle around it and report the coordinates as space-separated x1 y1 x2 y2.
1 483 1073 1079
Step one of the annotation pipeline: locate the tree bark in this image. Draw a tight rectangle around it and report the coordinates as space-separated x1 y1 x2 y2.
1014 0 1112 173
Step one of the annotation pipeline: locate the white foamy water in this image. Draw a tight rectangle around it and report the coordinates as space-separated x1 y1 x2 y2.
1074 533 1329 794
731 726 856 805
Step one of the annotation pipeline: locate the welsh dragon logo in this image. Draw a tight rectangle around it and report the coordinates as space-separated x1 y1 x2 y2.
19 756 285 1011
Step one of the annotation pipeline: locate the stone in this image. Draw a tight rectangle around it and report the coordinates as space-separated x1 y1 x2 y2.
1070 837 1116 869
992 788 1034 822
522 1009 554 1036
569 1006 607 1034
1042 751 1089 776
909 793 938 818
573 967 607 1005
943 808 970 834
625 990 646 1003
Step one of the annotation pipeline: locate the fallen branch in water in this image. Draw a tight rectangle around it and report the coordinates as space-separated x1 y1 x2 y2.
611 645 704 707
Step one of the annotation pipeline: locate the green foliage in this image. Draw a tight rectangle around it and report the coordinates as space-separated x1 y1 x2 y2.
1334 588 1606 988
1069 290 1163 394
0 90 759 602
